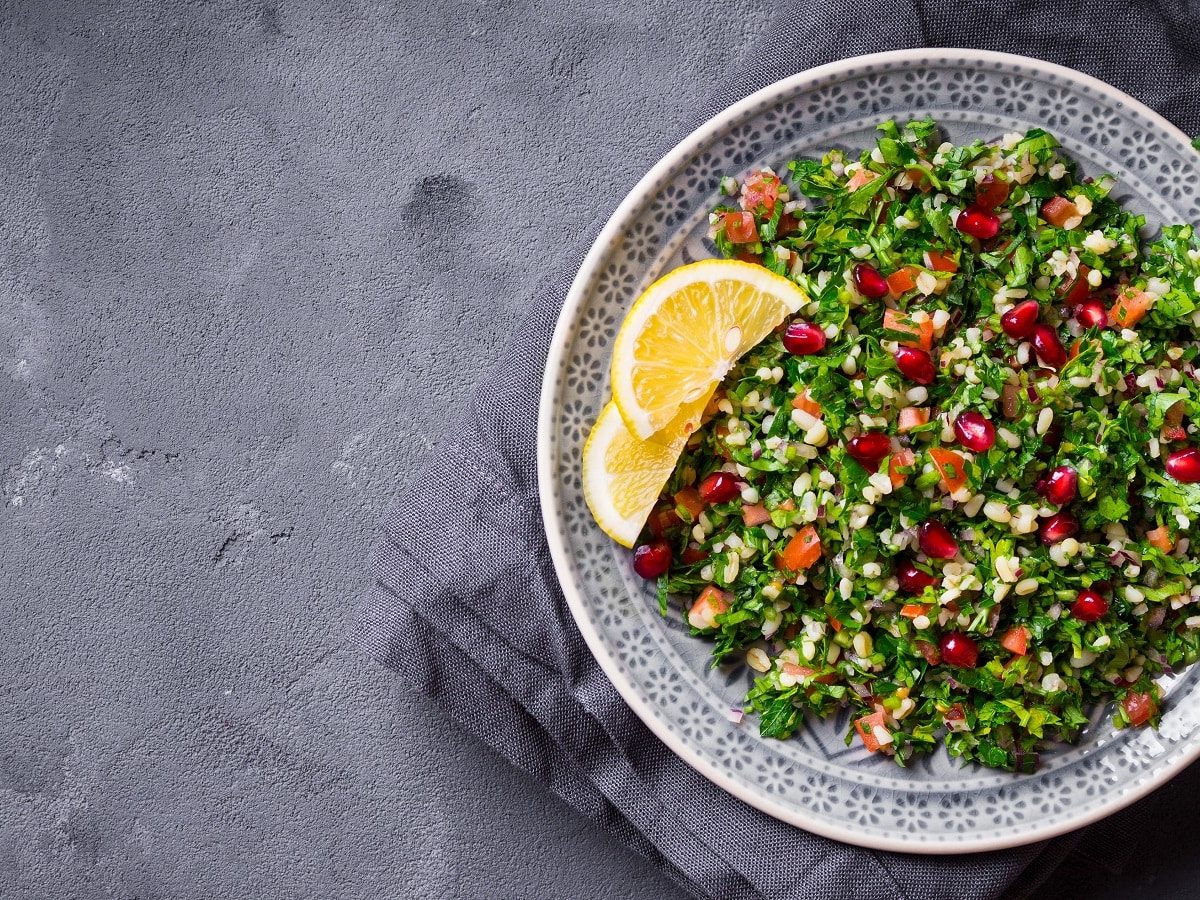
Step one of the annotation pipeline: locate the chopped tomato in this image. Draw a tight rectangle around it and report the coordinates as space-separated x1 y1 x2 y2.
647 505 681 538
779 525 822 572
777 498 796 511
975 174 1011 209
1122 691 1157 727
777 212 801 235
827 615 843 632
733 249 762 265
846 168 879 191
924 249 959 273
1147 525 1175 554
1041 196 1079 227
1000 625 1029 656
742 504 772 526
888 448 915 489
673 487 706 520
723 211 759 244
915 640 942 666
883 307 934 350
905 167 931 192
1164 425 1189 442
854 709 889 753
740 171 781 216
898 406 930 433
900 603 931 619
1110 287 1156 328
791 389 822 417
687 585 730 630
1057 265 1092 307
929 447 968 493
885 266 920 298
680 546 708 565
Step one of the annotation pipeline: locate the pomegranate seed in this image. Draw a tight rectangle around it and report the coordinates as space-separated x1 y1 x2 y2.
918 520 959 559
782 321 827 356
1071 588 1109 622
1075 298 1108 329
975 174 1011 210
955 205 1001 240
894 346 936 385
1000 300 1040 340
846 432 892 472
953 411 996 452
632 541 672 579
1165 447 1200 483
939 632 980 668
1030 324 1067 369
1037 466 1078 506
896 559 937 595
698 471 740 504
1039 511 1080 545
853 263 889 299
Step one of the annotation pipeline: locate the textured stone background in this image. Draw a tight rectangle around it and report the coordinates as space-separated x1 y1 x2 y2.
3 1 1200 898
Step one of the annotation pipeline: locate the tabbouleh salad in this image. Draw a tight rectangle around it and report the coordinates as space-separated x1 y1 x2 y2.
632 119 1200 772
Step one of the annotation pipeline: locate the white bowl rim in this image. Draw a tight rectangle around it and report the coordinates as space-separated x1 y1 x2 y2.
536 47 1200 853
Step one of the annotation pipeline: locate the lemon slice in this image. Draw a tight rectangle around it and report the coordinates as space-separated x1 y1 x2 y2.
611 259 807 439
582 398 706 548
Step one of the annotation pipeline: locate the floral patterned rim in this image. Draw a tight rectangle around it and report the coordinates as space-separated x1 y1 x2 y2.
538 49 1200 852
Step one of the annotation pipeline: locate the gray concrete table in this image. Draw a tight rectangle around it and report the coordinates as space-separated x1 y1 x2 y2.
3 2 1199 897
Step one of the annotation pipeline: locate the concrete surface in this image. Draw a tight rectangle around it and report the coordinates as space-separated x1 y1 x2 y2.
2 1 1199 898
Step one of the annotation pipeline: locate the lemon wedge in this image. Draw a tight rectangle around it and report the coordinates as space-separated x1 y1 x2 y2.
582 398 706 548
610 259 807 440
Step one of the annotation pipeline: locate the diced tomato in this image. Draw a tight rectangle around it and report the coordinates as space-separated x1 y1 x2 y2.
674 487 706 520
898 406 930 433
975 174 1011 210
742 504 772 526
885 266 920 298
1147 525 1175 554
883 307 934 350
888 448 915 489
723 211 759 244
1110 287 1156 328
680 546 708 565
777 498 795 511
846 168 879 191
929 447 968 493
734 249 762 265
916 640 942 666
1041 196 1079 228
924 249 959 273
827 615 843 632
779 525 822 572
647 505 681 538
900 603 931 619
1000 625 1029 656
777 212 801 235
687 585 730 630
1122 691 1158 727
740 171 781 216
1163 425 1188 443
854 709 888 753
905 167 931 192
1057 265 1092 307
791 389 822 417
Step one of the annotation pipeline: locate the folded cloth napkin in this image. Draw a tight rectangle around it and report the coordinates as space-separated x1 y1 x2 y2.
360 3 1200 898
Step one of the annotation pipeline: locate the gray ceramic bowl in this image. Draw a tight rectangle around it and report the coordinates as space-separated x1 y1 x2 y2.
538 49 1200 852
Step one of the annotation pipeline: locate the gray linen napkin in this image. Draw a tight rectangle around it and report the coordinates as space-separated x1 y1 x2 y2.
360 3 1200 898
